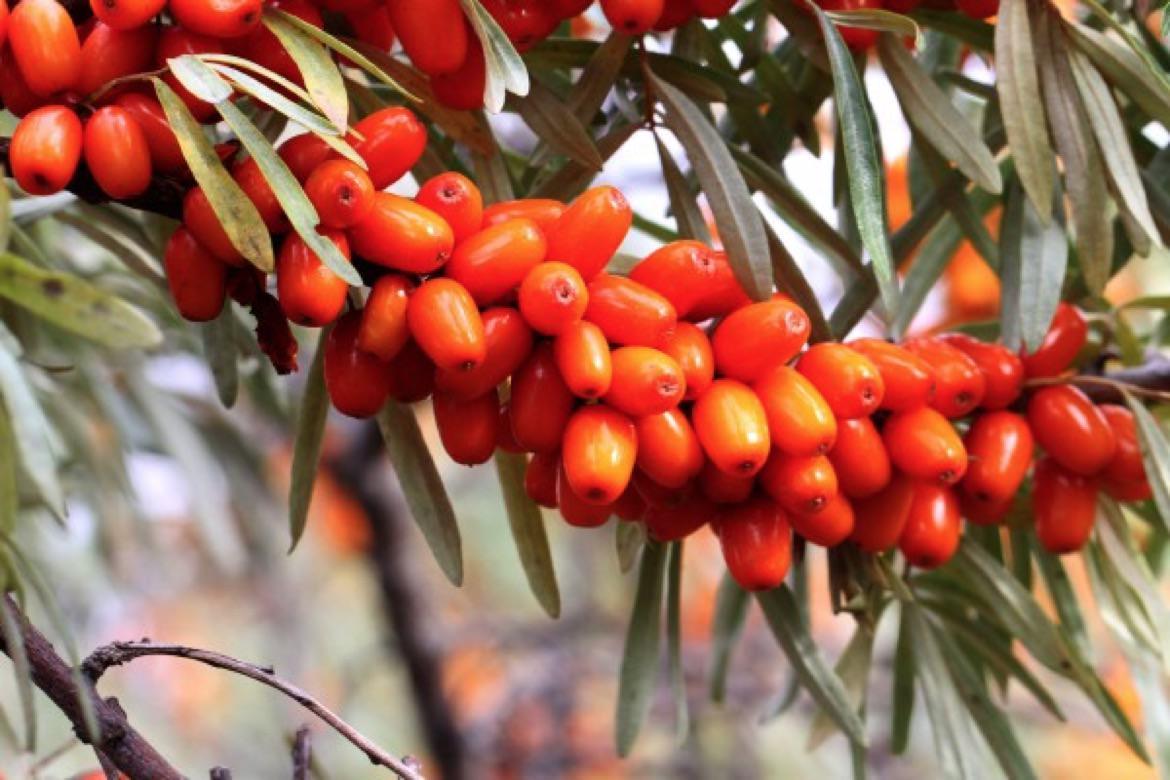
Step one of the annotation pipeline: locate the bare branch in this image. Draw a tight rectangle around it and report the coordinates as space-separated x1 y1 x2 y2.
1026 357 1170 403
291 726 311 780
210 768 233 780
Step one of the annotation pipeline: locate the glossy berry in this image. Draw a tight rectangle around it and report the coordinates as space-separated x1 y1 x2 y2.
938 332 1024 410
305 160 375 229
1027 385 1116 476
519 262 589 335
600 0 666 34
233 157 286 233
544 186 632 280
899 484 961 569
557 463 614 528
164 227 227 322
635 409 704 489
699 461 755 504
446 218 547 305
415 172 483 243
9 0 82 97
483 198 566 232
90 0 166 30
584 274 677 347
1099 405 1146 486
657 322 714 401
828 417 891 498
554 320 613 399
0 47 45 117
10 106 83 195
278 133 334 183
511 344 575 453
406 279 486 373
324 311 392 418
904 337 986 418
350 193 454 273
230 0 322 83
433 388 499 466
605 346 686 417
113 93 185 174
562 405 638 505
386 341 436 403
760 452 839 516
686 252 751 321
431 31 486 111
434 307 533 400
754 365 837 457
692 379 771 477
1033 456 1098 554
849 338 936 411
482 0 557 51
77 22 157 98
713 298 811 383
276 230 350 327
385 0 468 75
850 474 914 553
170 0 262 36
83 106 151 199
1022 303 1088 378
351 107 427 189
644 491 714 541
716 497 792 591
796 343 884 419
961 411 1033 507
882 406 968 486
789 493 854 548
525 452 559 508
629 240 722 319
183 187 243 265
957 0 998 18
358 274 413 361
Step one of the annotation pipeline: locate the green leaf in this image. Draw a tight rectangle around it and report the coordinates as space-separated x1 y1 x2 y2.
1034 545 1094 659
0 253 162 349
911 9 994 52
460 0 529 113
891 605 916 754
826 8 921 42
764 218 832 343
998 182 1067 352
567 32 632 123
261 12 348 132
812 5 899 323
201 303 239 409
755 586 868 746
666 541 688 743
708 573 749 703
512 79 603 171
1069 23 1170 130
0 410 15 535
0 330 63 520
655 135 711 244
153 78 274 273
275 11 412 99
0 598 34 751
1122 392 1170 535
167 53 234 103
494 451 560 618
615 541 668 757
995 0 1055 219
808 625 873 750
877 35 1001 194
651 72 772 302
616 520 646 574
287 330 330 554
377 401 463 586
532 122 639 202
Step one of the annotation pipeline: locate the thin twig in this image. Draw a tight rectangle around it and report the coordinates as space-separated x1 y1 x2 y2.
81 641 424 780
292 726 312 780
1025 373 1170 403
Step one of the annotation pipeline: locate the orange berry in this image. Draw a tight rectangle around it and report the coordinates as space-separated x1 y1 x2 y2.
698 460 755 504
305 160 375 229
164 227 227 322
554 320 613 399
584 274 677 347
937 333 1024 410
1099 404 1147 486
716 497 792 591
882 406 968 486
233 157 287 233
849 474 914 553
350 193 454 273
644 490 713 541
434 307 533 400
518 261 589 335
386 340 436 403
1027 385 1116 476
848 338 936 411
406 278 486 372
1022 302 1087 378
562 405 638 505
657 322 714 401
357 274 413 361
628 240 721 319
712 298 811 383
904 337 986 418
170 0 262 38
276 229 351 327
433 388 499 466
600 0 666 34
324 311 392 418
796 343 884 419
446 218 547 305
10 105 82 195
278 133 334 183
385 0 468 75
544 185 632 280
1033 456 1098 554
183 186 244 265
960 411 1033 507
350 106 427 189
415 172 483 243
828 417 891 498
789 493 854 548
525 451 559 508
899 484 961 569
9 0 81 97
482 198 566 232
760 452 839 516
511 343 575 453
692 379 770 477
77 22 157 97
605 346 686 417
112 93 186 174
753 365 837 456
90 0 166 30
635 408 704 489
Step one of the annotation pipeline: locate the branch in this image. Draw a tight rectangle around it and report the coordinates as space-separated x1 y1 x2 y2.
1028 357 1170 404
0 595 184 780
291 726 311 780
81 641 425 780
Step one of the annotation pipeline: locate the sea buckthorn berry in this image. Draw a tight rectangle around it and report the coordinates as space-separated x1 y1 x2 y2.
600 0 666 34
899 484 961 569
562 405 638 505
233 157 287 233
554 320 613 399
645 490 714 541
961 411 1034 508
937 332 1024 410
483 198 567 232
350 193 454 273
496 402 522 453
435 307 533 400
511 344 576 453
385 0 468 75
605 346 686 417
482 0 557 51
346 5 396 51
557 461 613 528
305 160 375 229
957 0 998 19
230 0 322 83
904 337 985 418
699 461 754 504
629 240 721 319
351 107 427 189
829 417 891 498
849 474 914 553
633 470 687 509
960 490 1013 526
183 187 244 265
171 0 262 36
1027 385 1117 476
753 365 837 457
406 279 486 373
800 0 881 49
848 338 936 411
692 0 736 15
0 0 7 45
1022 302 1088 378
0 48 45 117
760 452 839 516
657 323 714 401
1099 405 1146 486
611 484 648 521
278 133 334 183
447 218 547 305
789 493 854 548
796 343 884 419
157 27 225 122
324 311 393 418
415 172 483 243
686 252 751 321
716 497 792 591
552 0 593 17
164 227 227 322
78 22 157 98
713 298 811 383
433 388 499 466
358 275 412 361
635 409 704 489
882 406 968 486
525 452 559 508
1033 456 1098 554
584 274 678 347
519 262 589 335
10 106 83 196
90 0 166 30
692 379 771 477
276 230 350 327
113 94 185 174
544 186 632 281
654 0 693 29
1104 476 1152 503
386 340 436 403
9 0 82 97
431 30 486 110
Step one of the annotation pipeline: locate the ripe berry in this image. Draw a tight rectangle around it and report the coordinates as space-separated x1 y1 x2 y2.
324 311 393 418
358 274 413 361
519 262 589 335
692 379 771 477
511 343 575 453
635 408 705 489
170 0 262 38
654 0 693 29
828 417 891 498
686 252 751 321
385 0 468 75
562 405 638 505
1033 456 1098 554
657 322 714 401
789 493 854 548
482 0 557 51
629 240 721 319
276 230 350 327
760 452 839 516
351 107 427 189
496 402 522 453
551 0 593 17
10 105 83 195
937 332 1024 410
849 474 914 553
414 172 483 243
230 0 322 84
1027 385 1116 476
349 193 454 273
957 0 998 18
78 22 157 98
716 497 792 591
796 343 884 419
346 5 396 51
386 341 436 403
433 388 499 466
434 307 533 400
753 365 837 457
713 298 811 383
692 0 737 15
113 93 186 173
1099 405 1147 486
882 406 968 485
899 484 961 569
406 278 486 373
431 30 486 110
699 461 755 504
0 48 45 117
605 346 686 417
184 187 244 265
554 320 613 399
960 490 1014 526
644 490 713 541
848 338 935 411
904 337 986 418
612 484 648 521
482 198 566 232
83 106 152 199
89 0 166 30
600 0 666 34
278 133 334 183
9 0 82 97
157 27 225 122
961 411 1034 507
164 227 227 322
1022 302 1088 378
544 186 632 281
305 160 375 229
557 461 614 527
584 274 677 347
233 157 287 233
446 218 548 305
525 452 559 508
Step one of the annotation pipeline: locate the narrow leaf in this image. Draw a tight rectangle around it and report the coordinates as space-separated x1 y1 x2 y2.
666 541 689 743
262 12 348 131
891 605 916 754
998 182 1067 351
655 135 711 244
764 217 832 343
808 626 873 750
287 329 330 553
1124 392 1170 534
0 410 15 535
0 329 63 520
460 0 530 112
616 520 646 574
1069 23 1170 129
201 302 239 409
513 79 603 170
616 541 668 757
494 451 560 618
826 8 921 42
0 599 34 751
709 573 749 703
276 11 412 98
